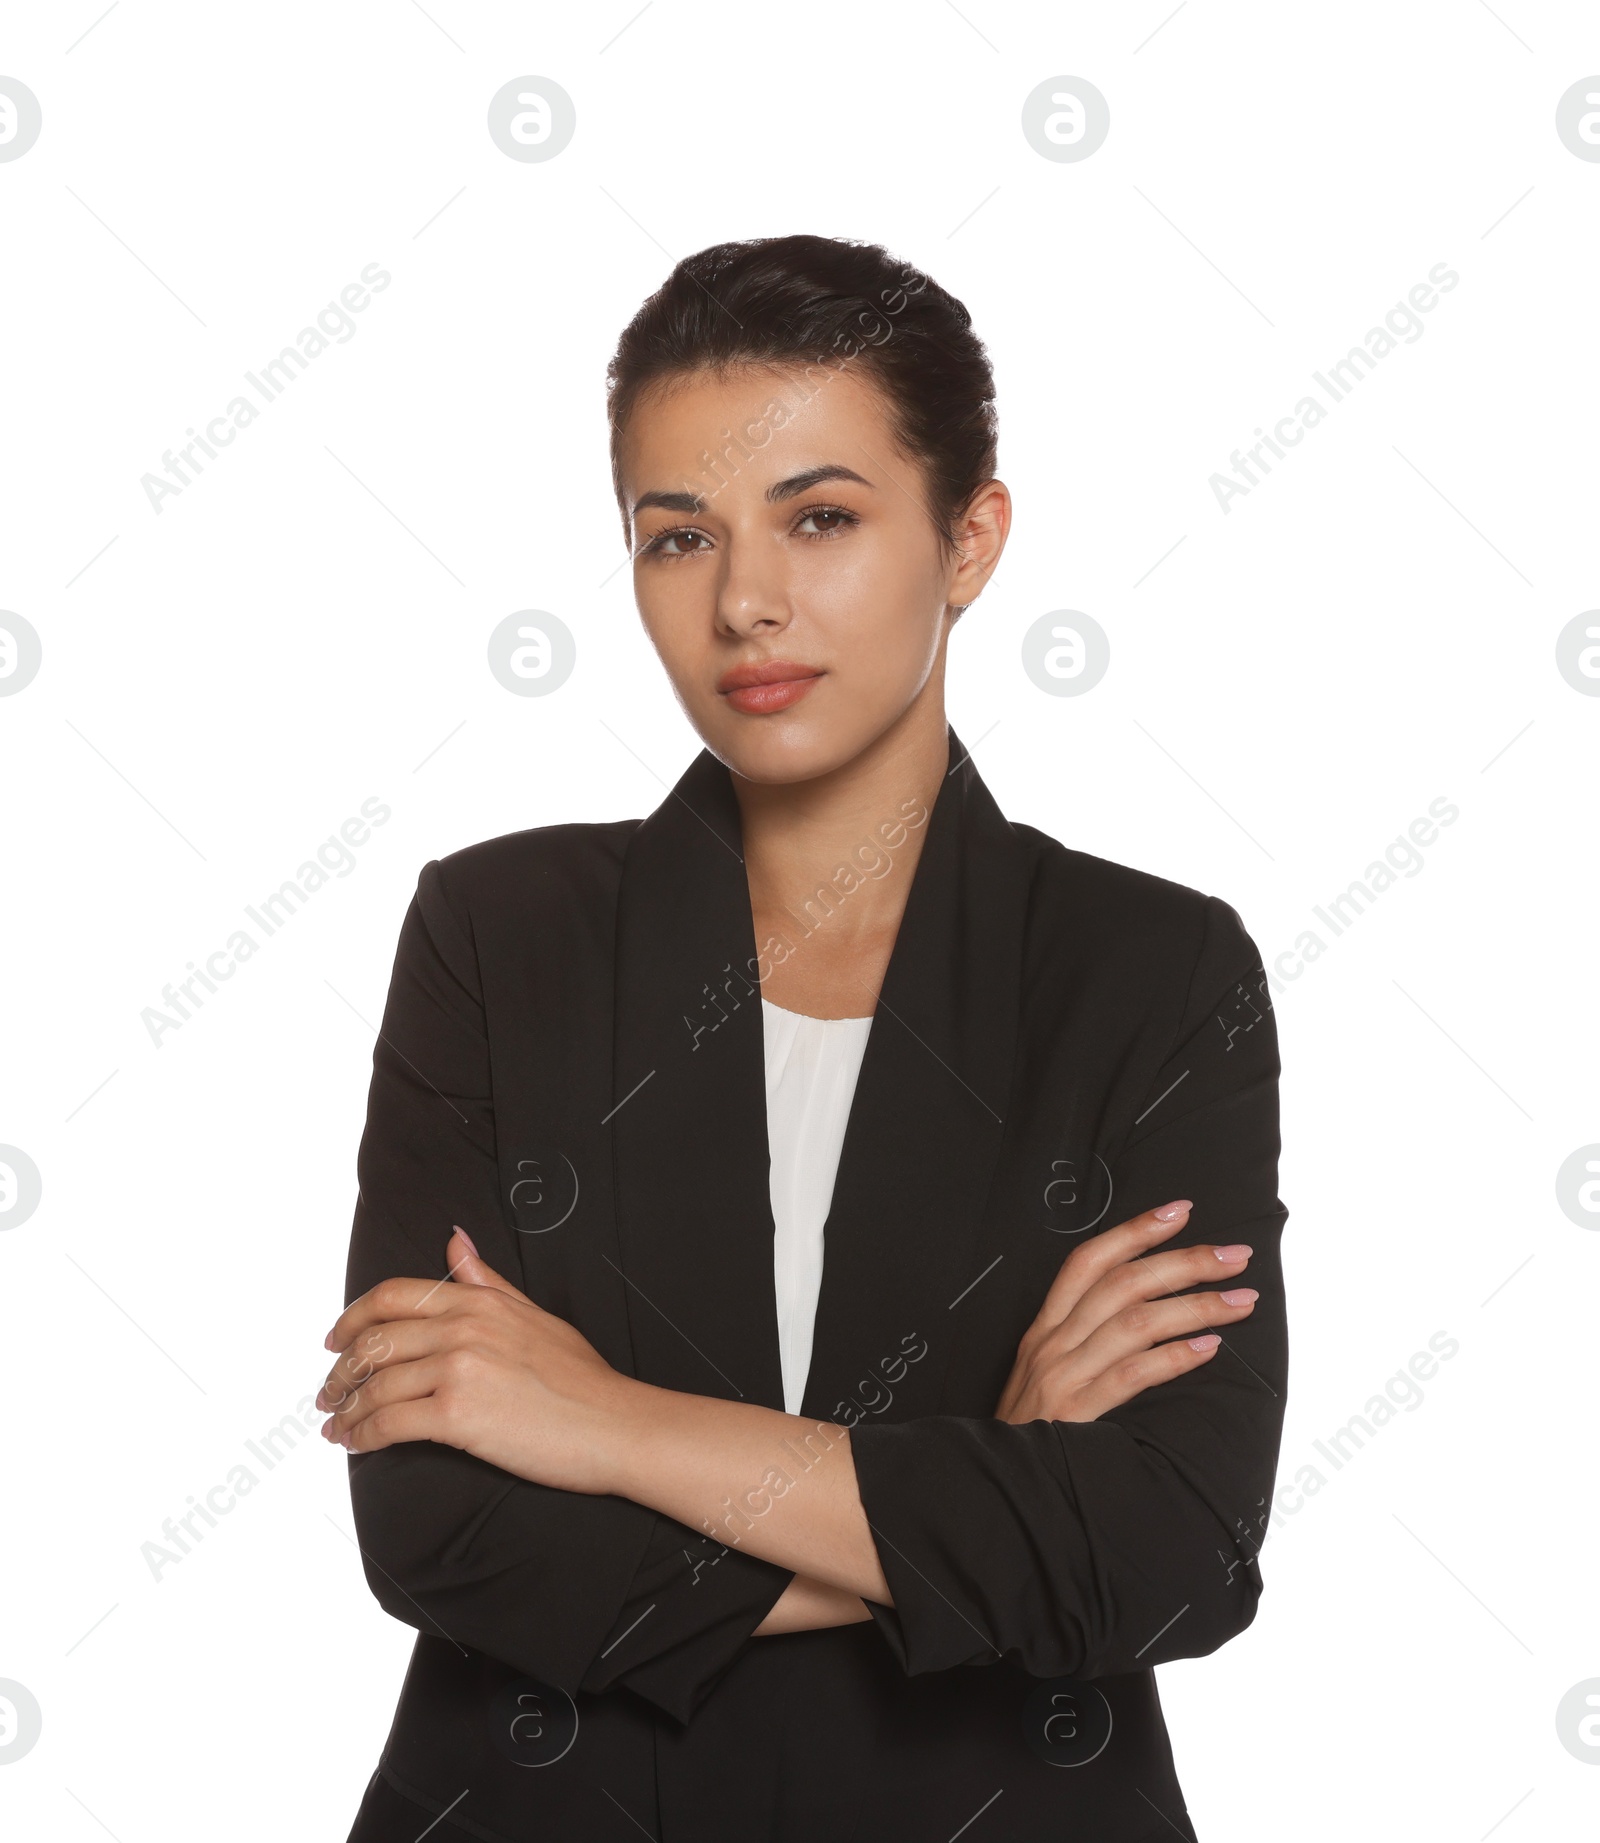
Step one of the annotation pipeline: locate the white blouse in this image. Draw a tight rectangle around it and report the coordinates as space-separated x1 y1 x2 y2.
760 996 874 1415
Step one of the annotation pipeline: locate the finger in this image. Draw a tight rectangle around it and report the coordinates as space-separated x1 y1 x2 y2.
340 1395 455 1455
324 1274 458 1355
1053 1286 1259 1381
1028 1201 1194 1336
446 1225 528 1300
317 1317 457 1411
1053 1240 1255 1351
322 1354 449 1444
1057 1331 1225 1422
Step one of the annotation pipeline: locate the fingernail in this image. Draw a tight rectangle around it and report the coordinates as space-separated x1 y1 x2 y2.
1220 1288 1258 1306
453 1224 478 1257
1152 1200 1192 1221
1214 1243 1253 1261
324 1331 336 1351
320 1418 336 1439
1188 1334 1221 1351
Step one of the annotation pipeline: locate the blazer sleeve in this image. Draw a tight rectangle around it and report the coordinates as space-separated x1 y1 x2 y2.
849 893 1289 1680
343 859 792 1724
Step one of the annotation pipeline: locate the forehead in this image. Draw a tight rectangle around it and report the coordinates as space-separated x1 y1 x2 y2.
615 360 900 496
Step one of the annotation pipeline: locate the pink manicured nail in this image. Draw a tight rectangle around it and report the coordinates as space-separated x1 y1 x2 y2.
1214 1243 1253 1262
453 1224 478 1257
1188 1334 1221 1351
1219 1288 1258 1306
1152 1200 1192 1222
323 1331 336 1351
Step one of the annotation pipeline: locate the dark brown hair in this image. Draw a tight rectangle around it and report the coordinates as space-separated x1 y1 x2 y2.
605 234 998 565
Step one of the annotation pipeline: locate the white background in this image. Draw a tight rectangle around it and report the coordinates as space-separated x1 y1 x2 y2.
2 2 1597 1836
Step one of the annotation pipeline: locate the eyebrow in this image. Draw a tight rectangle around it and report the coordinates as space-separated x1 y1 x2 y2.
630 464 874 521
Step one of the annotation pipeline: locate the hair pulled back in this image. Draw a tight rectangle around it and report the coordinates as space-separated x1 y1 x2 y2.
606 234 998 565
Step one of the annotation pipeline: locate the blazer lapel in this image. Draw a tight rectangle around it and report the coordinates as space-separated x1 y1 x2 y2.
608 727 1029 1422
610 748 784 1407
800 730 1028 1421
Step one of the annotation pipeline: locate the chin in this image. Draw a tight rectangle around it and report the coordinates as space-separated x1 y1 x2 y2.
698 707 887 788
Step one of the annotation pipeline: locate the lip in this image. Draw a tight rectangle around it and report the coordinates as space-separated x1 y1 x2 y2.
716 659 825 716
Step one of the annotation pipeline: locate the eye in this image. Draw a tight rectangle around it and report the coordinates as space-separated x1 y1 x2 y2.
636 525 712 561
793 503 859 539
635 502 860 561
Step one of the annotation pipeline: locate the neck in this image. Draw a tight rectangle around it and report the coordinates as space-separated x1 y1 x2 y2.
730 692 950 995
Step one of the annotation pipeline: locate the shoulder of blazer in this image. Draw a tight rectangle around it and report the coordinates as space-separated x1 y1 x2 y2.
1006 820 1260 1016
1007 817 1215 939
410 818 644 958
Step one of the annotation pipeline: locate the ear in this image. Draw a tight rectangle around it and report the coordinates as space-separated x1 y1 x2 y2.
946 477 1010 611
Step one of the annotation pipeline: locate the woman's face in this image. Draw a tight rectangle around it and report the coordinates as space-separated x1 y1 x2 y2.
616 362 1007 785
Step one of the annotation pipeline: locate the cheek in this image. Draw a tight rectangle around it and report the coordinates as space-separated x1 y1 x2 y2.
637 583 705 671
800 536 944 666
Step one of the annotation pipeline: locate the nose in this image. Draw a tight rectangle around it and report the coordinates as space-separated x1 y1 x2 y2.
714 532 791 640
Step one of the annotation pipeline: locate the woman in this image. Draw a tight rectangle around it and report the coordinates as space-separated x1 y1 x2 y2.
324 234 1287 1842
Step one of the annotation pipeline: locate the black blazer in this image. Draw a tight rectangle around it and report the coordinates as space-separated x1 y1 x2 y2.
342 726 1288 1843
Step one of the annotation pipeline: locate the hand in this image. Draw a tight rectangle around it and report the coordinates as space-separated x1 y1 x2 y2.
318 1227 634 1493
324 1236 892 1604
994 1199 1257 1425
